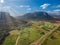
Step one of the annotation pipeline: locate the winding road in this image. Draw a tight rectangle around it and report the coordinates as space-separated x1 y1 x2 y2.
15 26 24 45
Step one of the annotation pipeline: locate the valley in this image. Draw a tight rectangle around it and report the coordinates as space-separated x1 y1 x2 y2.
0 0 60 45
0 12 60 45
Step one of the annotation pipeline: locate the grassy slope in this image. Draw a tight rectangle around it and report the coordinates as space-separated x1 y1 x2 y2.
42 31 60 45
2 35 17 45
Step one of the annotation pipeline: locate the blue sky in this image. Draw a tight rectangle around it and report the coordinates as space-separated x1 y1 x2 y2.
0 0 60 16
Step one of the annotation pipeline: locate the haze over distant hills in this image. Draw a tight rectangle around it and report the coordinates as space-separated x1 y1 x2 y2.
17 12 58 22
0 11 59 31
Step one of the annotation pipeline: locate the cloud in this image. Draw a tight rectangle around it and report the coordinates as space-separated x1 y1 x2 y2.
53 9 60 12
19 5 30 8
0 0 4 3
0 6 11 9
40 4 50 9
56 5 60 8
19 5 24 8
52 5 60 8
47 9 60 15
0 6 11 12
27 8 31 10
3 6 11 9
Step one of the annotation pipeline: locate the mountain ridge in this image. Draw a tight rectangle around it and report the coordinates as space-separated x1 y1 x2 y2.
17 12 56 22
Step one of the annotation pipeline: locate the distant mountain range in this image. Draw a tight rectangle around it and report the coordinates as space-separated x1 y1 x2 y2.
0 11 60 30
17 12 57 22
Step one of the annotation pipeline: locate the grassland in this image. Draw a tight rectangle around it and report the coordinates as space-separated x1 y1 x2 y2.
42 31 60 45
17 27 44 45
1 22 60 45
1 30 19 45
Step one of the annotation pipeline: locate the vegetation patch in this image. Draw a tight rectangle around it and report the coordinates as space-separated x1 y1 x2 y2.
42 31 60 45
17 27 44 45
2 35 18 45
1 30 19 45
42 23 55 31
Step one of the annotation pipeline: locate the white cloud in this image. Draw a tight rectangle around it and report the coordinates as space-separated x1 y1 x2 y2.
53 5 60 8
20 5 24 7
0 0 4 3
25 5 30 7
3 6 11 9
56 5 60 8
53 9 60 12
40 4 50 9
46 9 60 15
20 5 30 8
0 6 11 9
0 6 11 11
27 8 31 10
